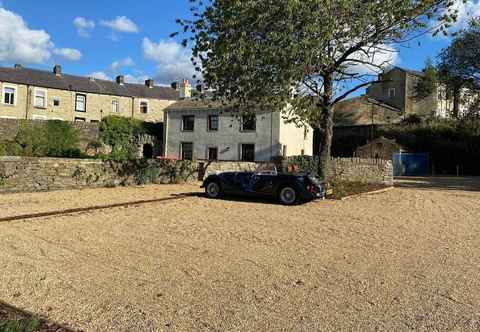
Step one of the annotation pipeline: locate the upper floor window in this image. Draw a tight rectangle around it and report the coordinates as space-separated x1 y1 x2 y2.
182 115 195 131
112 99 119 113
53 97 60 107
140 100 149 114
3 86 16 105
388 88 396 98
241 114 256 131
34 88 47 108
208 114 219 131
75 94 86 112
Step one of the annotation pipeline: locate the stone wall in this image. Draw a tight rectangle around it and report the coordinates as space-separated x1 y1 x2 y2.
0 118 100 142
0 156 393 194
327 158 393 186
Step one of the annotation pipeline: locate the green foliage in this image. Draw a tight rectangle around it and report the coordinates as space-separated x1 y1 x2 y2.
177 0 460 178
379 119 480 175
0 317 40 332
438 17 480 118
99 116 161 161
401 114 423 125
286 155 320 177
415 58 438 100
1 121 81 158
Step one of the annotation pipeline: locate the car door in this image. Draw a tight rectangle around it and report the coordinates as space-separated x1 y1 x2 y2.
252 174 276 197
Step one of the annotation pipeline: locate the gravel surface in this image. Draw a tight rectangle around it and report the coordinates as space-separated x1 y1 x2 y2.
1 183 480 331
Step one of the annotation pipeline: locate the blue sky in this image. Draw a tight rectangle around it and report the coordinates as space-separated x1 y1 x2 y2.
0 0 479 90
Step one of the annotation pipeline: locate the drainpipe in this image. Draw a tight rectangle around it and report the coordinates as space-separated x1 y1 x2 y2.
131 97 135 119
25 85 31 119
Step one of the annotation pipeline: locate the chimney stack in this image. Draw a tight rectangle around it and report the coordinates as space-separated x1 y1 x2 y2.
53 65 62 76
178 79 192 99
14 64 23 70
145 79 155 88
116 75 125 85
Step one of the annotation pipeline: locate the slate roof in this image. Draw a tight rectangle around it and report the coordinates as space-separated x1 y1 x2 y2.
0 66 179 100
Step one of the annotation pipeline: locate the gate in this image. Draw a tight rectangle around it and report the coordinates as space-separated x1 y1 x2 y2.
393 153 429 176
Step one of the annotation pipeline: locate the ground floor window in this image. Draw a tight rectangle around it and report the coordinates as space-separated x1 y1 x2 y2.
181 142 194 160
208 147 218 161
74 117 86 122
241 144 255 162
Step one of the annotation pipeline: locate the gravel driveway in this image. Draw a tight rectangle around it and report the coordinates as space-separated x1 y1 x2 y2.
1 182 480 331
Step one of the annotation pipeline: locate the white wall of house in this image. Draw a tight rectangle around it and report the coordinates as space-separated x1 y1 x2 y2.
164 108 313 162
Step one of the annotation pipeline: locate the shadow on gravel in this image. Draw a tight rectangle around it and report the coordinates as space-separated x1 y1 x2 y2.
0 300 76 332
395 177 480 192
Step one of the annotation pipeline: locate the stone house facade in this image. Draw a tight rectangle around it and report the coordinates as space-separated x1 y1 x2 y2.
335 66 462 126
163 100 313 162
0 64 179 123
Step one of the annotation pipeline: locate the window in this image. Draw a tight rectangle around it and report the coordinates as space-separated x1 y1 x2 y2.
182 115 195 131
112 99 119 113
388 88 396 98
241 114 256 131
3 86 16 105
181 142 194 160
34 88 47 108
74 117 86 122
241 144 255 162
208 147 218 161
140 100 149 114
53 98 60 107
75 94 86 112
208 114 219 131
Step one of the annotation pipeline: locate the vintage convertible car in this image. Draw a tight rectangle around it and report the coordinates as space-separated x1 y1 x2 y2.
201 164 325 205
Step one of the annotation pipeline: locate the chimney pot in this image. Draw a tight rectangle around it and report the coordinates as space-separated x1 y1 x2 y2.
145 79 155 88
53 65 62 76
116 75 125 85
14 64 23 70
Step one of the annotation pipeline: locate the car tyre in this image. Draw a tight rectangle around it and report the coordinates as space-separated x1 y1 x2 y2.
279 186 298 205
206 181 222 199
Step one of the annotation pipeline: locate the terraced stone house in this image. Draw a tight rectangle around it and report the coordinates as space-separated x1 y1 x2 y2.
0 64 179 123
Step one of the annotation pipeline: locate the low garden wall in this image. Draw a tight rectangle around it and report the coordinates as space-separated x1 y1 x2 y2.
0 156 393 194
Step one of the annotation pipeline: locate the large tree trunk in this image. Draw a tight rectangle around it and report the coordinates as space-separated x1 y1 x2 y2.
453 85 461 119
317 74 334 180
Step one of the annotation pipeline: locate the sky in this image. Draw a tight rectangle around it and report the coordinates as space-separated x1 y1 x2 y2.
0 0 479 90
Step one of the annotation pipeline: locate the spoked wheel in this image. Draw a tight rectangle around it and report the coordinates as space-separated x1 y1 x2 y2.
279 186 297 205
206 182 222 198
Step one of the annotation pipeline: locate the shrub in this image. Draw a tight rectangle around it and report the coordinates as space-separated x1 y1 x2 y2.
12 120 81 158
286 155 320 177
99 116 143 161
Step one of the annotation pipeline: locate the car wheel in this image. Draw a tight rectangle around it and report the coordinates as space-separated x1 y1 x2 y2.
279 186 297 205
206 182 222 198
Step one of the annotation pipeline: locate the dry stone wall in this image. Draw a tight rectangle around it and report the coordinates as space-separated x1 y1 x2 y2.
0 156 393 194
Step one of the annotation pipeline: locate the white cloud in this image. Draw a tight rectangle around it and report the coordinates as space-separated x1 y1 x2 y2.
53 48 82 61
110 56 135 72
74 17 95 38
0 8 53 64
124 74 149 84
142 38 196 84
88 71 111 81
101 16 139 33
346 44 399 75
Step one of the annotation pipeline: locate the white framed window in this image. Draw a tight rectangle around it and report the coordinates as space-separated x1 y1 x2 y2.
112 99 119 113
75 94 86 112
140 100 149 114
34 88 47 108
388 88 396 98
3 85 17 105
